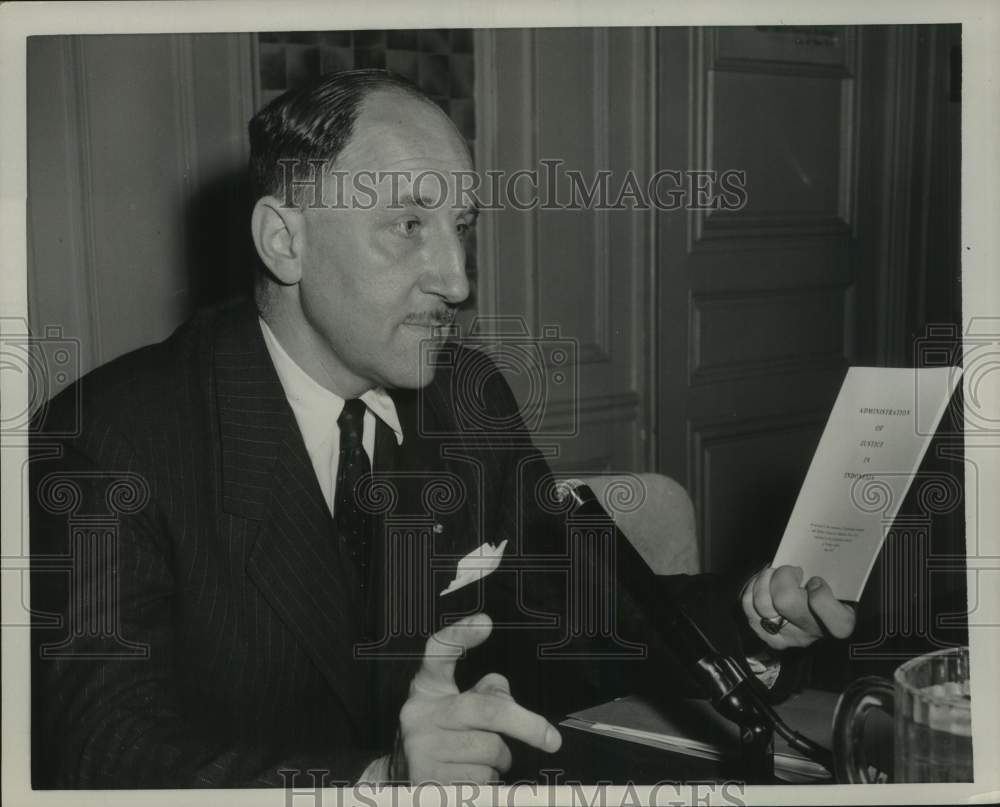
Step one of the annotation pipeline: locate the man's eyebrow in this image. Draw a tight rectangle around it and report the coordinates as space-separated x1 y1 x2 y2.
390 192 480 219
392 191 433 209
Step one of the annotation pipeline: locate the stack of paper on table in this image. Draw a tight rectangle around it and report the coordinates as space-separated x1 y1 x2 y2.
561 689 840 782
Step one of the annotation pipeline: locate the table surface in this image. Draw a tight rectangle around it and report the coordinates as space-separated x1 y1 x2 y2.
505 688 893 785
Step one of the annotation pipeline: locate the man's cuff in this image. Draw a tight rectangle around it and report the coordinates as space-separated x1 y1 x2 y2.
746 649 782 689
356 754 391 785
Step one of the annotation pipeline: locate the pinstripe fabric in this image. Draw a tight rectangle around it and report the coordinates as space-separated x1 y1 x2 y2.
30 298 765 789
31 301 399 787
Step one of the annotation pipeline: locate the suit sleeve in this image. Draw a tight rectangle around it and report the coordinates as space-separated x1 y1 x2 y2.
30 435 377 788
454 364 805 717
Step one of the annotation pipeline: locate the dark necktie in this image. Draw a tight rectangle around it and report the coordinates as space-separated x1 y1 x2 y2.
334 398 372 594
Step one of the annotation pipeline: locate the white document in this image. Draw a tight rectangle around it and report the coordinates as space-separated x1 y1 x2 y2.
772 366 962 601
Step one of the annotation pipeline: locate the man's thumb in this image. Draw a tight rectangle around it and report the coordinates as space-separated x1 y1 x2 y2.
419 612 493 686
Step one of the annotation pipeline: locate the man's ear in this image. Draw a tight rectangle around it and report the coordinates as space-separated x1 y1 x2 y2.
251 196 305 285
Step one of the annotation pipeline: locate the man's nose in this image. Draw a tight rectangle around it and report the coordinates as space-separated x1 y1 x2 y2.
423 228 470 305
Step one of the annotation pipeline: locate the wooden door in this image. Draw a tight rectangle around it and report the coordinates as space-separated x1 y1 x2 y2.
655 26 870 576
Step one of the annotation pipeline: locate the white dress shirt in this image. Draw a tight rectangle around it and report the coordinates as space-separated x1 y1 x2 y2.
259 317 403 516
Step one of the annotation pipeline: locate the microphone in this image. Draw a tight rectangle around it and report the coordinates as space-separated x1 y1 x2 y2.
556 482 763 702
557 479 833 780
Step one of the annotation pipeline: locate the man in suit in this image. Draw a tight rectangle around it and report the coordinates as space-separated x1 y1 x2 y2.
30 69 856 788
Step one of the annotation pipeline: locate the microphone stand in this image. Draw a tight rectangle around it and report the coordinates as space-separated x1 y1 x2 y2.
655 588 779 783
698 658 776 783
562 482 833 784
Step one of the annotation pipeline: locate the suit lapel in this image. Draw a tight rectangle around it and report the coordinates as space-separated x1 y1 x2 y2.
212 302 367 732
386 386 479 558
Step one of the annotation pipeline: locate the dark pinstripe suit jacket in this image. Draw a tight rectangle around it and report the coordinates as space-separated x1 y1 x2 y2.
30 298 759 788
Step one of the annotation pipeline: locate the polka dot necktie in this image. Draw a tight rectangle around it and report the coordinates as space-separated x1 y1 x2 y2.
334 398 372 594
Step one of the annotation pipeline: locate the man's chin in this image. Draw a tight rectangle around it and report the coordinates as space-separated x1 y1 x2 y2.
383 362 437 391
395 339 451 390
416 359 441 388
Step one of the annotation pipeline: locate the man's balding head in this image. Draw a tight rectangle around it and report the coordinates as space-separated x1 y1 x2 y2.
248 69 454 204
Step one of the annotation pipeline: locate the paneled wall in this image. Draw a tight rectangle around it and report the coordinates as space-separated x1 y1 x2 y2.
652 25 961 579
475 28 656 474
656 26 863 575
27 34 256 395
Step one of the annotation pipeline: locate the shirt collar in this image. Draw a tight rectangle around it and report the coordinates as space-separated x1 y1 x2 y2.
258 317 404 446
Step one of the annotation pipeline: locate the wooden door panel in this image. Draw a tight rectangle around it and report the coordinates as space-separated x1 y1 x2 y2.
714 26 851 68
658 26 864 574
536 29 605 364
477 28 655 473
692 27 858 245
710 72 845 217
690 286 849 384
692 415 826 574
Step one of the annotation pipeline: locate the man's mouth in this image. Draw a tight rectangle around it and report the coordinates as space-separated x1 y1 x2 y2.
403 309 457 329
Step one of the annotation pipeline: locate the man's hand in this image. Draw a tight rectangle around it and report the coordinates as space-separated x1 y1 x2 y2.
395 612 562 784
740 565 856 650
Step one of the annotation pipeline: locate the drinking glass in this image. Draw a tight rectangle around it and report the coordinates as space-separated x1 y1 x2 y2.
833 646 973 783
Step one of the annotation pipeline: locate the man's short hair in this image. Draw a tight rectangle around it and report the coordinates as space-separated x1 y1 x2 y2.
248 68 429 205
